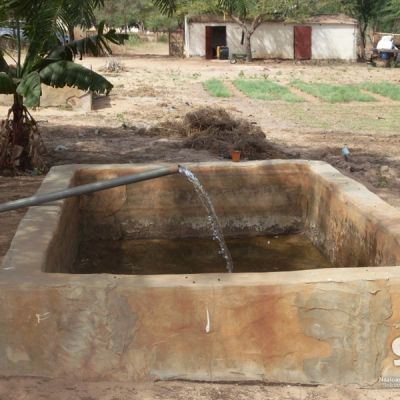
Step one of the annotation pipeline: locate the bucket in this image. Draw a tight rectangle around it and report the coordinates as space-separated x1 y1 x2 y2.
231 150 241 162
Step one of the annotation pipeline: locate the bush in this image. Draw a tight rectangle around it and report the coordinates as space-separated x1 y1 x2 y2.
157 33 168 43
128 33 146 46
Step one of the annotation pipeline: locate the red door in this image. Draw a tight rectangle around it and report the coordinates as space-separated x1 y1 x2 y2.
205 26 213 59
294 26 312 60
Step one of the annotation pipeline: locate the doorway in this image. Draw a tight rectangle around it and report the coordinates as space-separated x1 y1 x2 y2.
205 26 227 59
294 26 312 60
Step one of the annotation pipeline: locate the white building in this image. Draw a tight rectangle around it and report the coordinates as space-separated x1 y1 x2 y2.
184 14 358 61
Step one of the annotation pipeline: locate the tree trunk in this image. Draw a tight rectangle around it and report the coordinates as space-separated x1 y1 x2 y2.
11 93 30 169
230 14 265 63
12 94 24 145
359 24 367 61
245 32 252 62
124 13 128 34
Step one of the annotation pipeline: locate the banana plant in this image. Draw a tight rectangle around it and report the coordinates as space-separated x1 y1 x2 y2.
0 0 126 172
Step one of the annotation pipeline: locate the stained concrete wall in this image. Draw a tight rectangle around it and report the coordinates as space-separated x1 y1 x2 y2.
0 272 394 384
2 161 400 385
0 85 92 111
76 163 305 243
185 22 357 60
304 163 400 267
76 162 400 268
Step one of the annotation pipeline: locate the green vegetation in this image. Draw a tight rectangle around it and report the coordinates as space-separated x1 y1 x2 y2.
95 0 179 32
157 33 169 43
292 80 376 103
382 0 400 32
0 1 126 172
341 0 388 58
234 79 303 102
204 79 232 98
362 82 400 101
128 33 146 45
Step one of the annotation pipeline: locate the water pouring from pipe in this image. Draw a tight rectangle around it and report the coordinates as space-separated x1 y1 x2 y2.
0 163 234 273
178 165 234 273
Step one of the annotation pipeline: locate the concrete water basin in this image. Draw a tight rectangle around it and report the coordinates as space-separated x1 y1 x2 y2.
2 160 400 385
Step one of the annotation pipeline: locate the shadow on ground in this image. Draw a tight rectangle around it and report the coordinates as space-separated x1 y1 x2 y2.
41 123 222 165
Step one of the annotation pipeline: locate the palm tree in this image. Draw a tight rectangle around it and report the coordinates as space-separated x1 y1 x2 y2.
0 0 126 172
62 0 104 41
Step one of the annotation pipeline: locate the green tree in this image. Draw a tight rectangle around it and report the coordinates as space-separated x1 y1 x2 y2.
218 0 270 62
95 0 181 32
95 0 137 32
174 0 220 22
63 0 103 41
380 0 400 32
0 0 126 172
340 0 390 59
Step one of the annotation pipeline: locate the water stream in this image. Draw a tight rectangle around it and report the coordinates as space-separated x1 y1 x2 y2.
178 165 234 273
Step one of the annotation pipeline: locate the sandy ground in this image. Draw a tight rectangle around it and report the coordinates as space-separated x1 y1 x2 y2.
1 378 400 400
2 54 400 398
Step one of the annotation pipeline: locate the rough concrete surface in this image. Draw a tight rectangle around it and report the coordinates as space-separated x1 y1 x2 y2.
3 161 400 386
0 85 92 111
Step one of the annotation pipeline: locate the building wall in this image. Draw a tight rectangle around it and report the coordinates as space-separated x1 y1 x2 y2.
185 21 236 57
185 21 358 60
252 23 294 58
311 24 357 60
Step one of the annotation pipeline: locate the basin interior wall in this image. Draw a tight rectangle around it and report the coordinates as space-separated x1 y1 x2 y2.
3 161 400 385
43 162 400 273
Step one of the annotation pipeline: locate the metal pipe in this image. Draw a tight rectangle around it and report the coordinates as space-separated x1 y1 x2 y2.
0 166 179 213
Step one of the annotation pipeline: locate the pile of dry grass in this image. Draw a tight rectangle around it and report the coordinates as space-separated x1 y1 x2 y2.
182 108 285 159
139 107 285 160
99 58 126 73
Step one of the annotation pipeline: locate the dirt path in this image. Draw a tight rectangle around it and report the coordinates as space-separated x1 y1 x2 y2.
289 86 319 102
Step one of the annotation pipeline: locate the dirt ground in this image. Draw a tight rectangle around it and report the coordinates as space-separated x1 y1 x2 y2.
2 55 400 398
1 378 400 400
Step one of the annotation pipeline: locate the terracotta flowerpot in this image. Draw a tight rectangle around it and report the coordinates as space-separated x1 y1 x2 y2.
231 150 241 162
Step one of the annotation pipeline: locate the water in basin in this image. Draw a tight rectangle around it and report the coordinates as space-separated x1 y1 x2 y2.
73 233 332 275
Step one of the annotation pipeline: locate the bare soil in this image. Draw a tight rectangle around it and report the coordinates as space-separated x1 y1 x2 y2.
1 55 400 398
1 378 400 400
